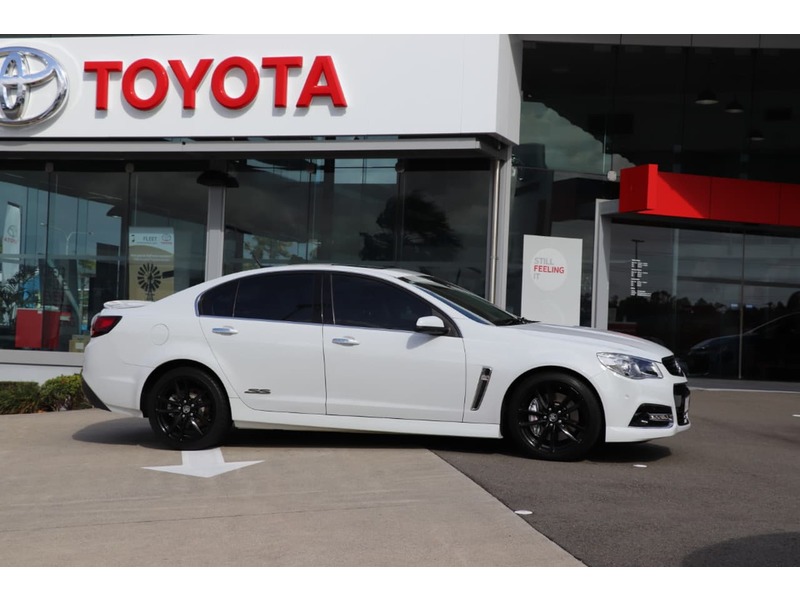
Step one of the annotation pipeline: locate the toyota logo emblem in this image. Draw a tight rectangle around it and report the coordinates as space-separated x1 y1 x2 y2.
0 46 68 127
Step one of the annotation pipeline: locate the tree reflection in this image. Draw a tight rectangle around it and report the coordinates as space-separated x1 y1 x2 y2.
359 192 461 262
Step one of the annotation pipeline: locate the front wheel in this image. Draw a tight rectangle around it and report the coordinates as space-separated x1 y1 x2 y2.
146 367 232 450
504 372 603 461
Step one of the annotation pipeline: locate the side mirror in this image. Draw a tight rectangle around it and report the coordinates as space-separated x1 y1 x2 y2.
415 315 449 335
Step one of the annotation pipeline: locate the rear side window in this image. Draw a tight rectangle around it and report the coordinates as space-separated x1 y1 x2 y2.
198 273 319 323
197 280 237 317
241 272 320 322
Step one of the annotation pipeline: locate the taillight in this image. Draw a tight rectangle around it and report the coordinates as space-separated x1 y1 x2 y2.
90 315 122 338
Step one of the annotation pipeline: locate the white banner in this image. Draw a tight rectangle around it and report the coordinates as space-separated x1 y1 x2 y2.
521 235 583 326
2 202 21 284
0 35 518 142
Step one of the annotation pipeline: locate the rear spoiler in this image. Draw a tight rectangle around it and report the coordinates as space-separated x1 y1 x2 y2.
103 300 153 309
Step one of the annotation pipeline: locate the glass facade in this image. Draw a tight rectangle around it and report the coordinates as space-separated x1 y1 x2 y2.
0 161 208 352
609 221 800 381
222 157 491 294
516 39 800 380
0 155 491 354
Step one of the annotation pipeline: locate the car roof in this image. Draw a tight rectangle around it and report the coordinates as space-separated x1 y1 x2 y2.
170 264 427 298
221 263 421 280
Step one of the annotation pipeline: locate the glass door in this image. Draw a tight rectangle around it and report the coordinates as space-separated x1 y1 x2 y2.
608 220 800 381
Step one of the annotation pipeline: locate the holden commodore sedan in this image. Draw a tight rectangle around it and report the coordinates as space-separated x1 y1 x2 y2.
81 264 690 461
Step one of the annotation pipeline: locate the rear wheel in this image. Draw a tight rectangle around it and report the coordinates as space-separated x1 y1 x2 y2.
504 371 602 461
146 367 232 450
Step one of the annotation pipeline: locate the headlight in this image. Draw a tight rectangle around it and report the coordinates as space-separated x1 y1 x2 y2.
597 352 663 379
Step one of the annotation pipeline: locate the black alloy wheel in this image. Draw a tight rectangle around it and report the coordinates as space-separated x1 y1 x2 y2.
147 366 232 450
505 372 602 461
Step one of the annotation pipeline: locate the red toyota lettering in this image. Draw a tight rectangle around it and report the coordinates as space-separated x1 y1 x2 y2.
211 56 260 110
262 56 303 108
297 56 347 108
83 55 348 112
122 59 169 111
169 59 213 110
84 61 123 111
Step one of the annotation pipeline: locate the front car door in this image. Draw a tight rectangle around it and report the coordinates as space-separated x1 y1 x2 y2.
322 273 467 421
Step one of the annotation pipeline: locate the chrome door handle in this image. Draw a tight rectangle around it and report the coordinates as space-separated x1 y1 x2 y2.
332 336 360 346
212 326 239 336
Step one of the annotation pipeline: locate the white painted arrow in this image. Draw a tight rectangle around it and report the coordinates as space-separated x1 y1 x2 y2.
143 448 263 478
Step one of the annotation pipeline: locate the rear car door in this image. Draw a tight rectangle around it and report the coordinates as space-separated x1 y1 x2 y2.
199 271 326 414
322 273 467 421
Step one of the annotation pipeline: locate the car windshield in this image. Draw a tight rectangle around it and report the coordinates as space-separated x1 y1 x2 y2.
402 274 532 326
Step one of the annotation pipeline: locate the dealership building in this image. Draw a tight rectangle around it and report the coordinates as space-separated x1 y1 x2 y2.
2 34 800 383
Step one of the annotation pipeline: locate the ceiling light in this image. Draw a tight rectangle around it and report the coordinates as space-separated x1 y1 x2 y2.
724 99 744 114
695 90 719 105
748 129 765 142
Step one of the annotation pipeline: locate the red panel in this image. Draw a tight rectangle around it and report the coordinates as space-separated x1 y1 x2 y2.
778 185 800 227
619 164 800 228
709 178 780 224
658 172 711 218
619 164 655 213
14 308 60 349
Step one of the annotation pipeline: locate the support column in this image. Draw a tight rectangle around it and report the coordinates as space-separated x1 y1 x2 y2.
487 147 513 307
205 185 225 282
591 198 618 329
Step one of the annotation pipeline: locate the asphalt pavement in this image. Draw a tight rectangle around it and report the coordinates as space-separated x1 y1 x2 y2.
433 378 800 567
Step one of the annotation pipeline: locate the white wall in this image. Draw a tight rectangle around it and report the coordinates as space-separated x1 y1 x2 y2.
0 364 80 385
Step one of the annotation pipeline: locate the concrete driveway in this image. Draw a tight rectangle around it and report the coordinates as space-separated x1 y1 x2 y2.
0 408 582 567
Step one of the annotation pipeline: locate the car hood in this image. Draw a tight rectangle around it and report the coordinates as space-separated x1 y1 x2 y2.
508 322 673 359
689 333 743 352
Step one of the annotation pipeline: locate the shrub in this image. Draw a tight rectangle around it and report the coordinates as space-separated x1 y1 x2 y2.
0 381 41 414
0 374 90 414
38 374 91 412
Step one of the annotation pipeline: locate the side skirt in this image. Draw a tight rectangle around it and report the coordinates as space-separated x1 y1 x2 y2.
232 411 502 439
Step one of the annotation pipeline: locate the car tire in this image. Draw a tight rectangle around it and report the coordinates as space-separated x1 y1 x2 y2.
146 366 232 451
504 371 603 461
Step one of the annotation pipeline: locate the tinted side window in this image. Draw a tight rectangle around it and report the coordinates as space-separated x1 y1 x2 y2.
197 280 238 317
234 273 318 323
331 274 434 331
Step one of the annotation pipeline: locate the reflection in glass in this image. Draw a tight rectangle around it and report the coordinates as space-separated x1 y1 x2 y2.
0 164 207 353
223 158 491 296
608 221 800 381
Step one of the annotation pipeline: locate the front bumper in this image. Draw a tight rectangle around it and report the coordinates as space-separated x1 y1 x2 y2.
627 383 690 429
591 369 691 443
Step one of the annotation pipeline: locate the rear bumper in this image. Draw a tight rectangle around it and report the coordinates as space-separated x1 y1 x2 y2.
81 377 110 411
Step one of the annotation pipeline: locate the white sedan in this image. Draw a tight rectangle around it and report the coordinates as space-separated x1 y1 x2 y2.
81 264 690 461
